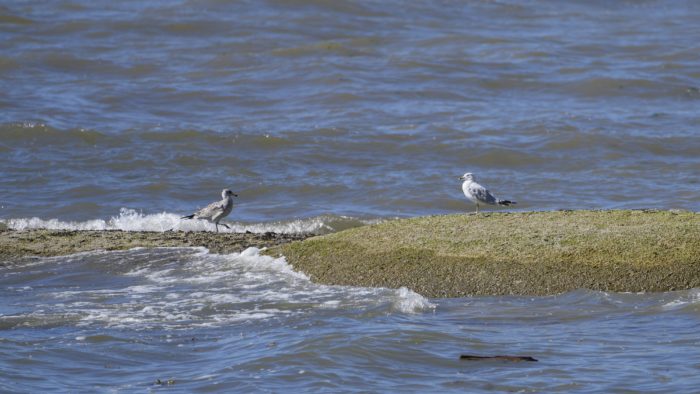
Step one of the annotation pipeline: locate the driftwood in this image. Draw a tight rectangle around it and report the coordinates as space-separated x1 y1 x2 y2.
460 355 538 362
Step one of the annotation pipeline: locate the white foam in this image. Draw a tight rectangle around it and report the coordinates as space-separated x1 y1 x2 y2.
237 247 310 280
662 289 700 310
1 208 379 234
3 247 434 330
393 287 436 314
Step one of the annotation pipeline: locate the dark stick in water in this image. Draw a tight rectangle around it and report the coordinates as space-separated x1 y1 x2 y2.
460 355 538 362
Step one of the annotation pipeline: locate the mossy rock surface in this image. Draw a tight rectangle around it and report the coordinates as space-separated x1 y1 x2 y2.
269 210 700 297
0 229 310 265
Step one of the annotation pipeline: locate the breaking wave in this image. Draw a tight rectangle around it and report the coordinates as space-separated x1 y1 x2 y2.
1 208 381 234
1 247 435 331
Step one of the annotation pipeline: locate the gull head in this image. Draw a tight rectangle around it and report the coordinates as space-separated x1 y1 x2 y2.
222 189 238 198
458 172 474 182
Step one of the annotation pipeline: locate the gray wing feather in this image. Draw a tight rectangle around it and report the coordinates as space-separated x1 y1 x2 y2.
469 184 498 205
194 200 225 220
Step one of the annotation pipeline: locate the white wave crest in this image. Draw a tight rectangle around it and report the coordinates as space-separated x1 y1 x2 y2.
2 247 434 330
393 287 436 313
1 208 378 234
662 289 700 310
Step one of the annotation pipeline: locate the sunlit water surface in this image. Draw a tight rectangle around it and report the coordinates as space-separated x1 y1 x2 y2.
2 0 700 391
2 248 700 392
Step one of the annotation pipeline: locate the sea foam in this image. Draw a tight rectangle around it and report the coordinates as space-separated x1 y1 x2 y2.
1 208 378 234
2 247 434 331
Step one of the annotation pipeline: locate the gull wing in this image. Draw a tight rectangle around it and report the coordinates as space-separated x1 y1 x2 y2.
468 184 498 205
194 200 225 220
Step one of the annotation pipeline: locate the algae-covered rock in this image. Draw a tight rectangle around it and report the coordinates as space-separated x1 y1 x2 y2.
269 210 700 297
0 229 310 264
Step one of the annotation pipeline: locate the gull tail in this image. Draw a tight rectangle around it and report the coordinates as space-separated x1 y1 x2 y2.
181 214 195 219
498 200 516 206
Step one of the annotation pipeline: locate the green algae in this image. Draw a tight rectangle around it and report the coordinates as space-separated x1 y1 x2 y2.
269 210 700 297
0 229 310 266
3 210 699 297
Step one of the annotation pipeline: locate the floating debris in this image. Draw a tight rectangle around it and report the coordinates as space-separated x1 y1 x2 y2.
460 355 538 362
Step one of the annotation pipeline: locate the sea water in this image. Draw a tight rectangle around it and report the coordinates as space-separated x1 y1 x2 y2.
2 0 700 391
2 247 700 392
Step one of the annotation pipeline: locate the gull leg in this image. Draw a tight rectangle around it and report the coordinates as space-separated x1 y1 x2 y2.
475 203 479 214
215 223 219 233
220 223 231 230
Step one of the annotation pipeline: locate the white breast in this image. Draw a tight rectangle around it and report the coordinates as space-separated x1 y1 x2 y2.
462 181 477 203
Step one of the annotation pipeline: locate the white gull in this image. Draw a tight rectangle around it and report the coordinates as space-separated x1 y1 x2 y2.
459 173 516 213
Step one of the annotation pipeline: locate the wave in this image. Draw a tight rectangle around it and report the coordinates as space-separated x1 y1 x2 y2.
661 288 700 310
1 247 435 330
0 122 121 146
0 208 380 234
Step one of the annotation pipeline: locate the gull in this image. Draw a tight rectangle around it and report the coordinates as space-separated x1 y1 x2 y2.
181 189 238 232
459 173 516 213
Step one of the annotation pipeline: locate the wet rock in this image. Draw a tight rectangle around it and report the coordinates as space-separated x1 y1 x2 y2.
269 210 700 297
0 229 313 263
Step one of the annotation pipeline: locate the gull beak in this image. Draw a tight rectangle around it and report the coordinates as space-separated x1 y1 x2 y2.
233 193 239 197
458 176 464 180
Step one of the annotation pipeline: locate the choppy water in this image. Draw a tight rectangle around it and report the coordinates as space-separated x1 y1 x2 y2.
2 248 700 392
2 0 700 222
2 0 700 391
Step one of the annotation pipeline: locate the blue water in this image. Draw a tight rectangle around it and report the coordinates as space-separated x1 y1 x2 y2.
2 0 700 391
1 0 699 222
2 249 700 392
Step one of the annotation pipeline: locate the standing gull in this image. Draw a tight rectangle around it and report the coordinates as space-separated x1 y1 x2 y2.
182 189 237 232
459 173 516 213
